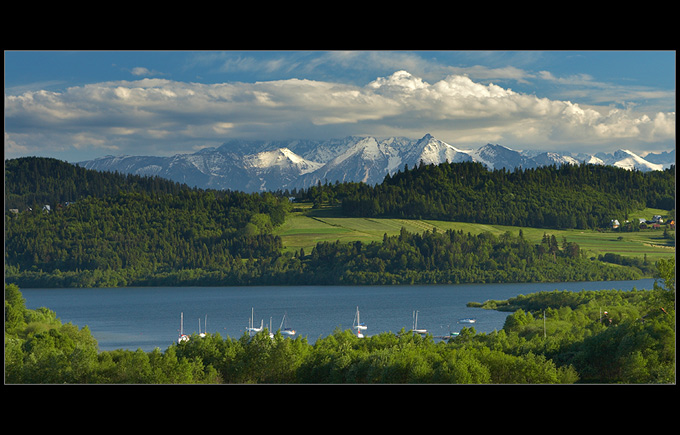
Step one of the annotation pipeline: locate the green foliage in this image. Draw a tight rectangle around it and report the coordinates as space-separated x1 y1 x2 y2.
471 285 675 383
289 228 641 285
4 283 218 384
654 257 675 294
5 158 291 288
5 156 190 211
337 161 675 230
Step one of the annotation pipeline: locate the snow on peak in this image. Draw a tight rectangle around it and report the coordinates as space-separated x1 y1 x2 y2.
244 148 322 174
611 149 663 171
407 134 471 166
78 134 670 193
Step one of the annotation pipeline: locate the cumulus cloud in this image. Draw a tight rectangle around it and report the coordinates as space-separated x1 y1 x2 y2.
4 71 675 161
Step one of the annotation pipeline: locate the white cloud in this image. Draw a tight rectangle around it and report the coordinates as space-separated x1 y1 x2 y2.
4 71 675 161
131 67 153 76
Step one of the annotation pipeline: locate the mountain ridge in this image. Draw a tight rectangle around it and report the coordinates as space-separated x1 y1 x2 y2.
78 134 675 192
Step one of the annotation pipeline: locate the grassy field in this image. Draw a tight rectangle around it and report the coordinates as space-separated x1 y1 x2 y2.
276 204 675 263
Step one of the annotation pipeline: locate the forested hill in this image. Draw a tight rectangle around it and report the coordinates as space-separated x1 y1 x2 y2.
5 157 291 288
5 157 192 211
338 161 675 229
4 157 672 288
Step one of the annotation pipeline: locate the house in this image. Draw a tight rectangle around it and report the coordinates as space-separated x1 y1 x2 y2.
652 215 664 223
610 219 620 229
42 205 51 213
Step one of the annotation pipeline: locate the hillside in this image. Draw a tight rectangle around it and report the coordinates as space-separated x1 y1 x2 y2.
5 157 291 288
5 156 191 211
276 205 675 264
338 160 675 229
4 157 674 288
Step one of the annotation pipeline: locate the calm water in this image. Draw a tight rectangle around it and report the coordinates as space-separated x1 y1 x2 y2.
21 279 655 352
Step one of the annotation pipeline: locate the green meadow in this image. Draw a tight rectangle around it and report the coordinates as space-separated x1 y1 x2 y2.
276 204 675 264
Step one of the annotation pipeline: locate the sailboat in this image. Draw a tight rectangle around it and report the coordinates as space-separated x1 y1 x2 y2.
412 310 427 334
353 306 367 338
279 312 296 336
199 315 207 338
178 312 190 343
246 307 263 335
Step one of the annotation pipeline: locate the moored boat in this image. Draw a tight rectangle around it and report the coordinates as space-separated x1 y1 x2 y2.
279 312 296 336
178 312 189 343
412 310 427 334
353 306 366 338
247 307 263 335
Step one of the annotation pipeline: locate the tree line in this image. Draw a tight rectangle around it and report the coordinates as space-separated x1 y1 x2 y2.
5 156 191 211
334 161 675 229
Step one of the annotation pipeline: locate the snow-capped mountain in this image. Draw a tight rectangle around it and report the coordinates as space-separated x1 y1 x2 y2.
297 137 397 187
401 134 472 167
470 144 537 170
523 151 581 167
594 149 666 171
242 148 323 191
78 134 673 192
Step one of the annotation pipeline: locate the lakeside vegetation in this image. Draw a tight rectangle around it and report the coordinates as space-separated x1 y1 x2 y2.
4 157 675 288
5 260 674 383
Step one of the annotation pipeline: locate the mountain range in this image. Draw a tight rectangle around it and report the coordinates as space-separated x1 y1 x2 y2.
79 134 675 192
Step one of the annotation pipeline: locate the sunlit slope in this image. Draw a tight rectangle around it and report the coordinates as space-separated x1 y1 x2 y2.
276 205 675 263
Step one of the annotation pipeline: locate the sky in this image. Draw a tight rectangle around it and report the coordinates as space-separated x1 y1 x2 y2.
4 50 676 163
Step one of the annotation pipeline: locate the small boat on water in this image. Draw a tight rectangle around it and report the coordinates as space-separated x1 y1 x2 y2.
199 314 207 338
412 310 428 334
279 312 296 336
247 308 263 335
353 306 366 338
458 318 476 324
178 312 190 344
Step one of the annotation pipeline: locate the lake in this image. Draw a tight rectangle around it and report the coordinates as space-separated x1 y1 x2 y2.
21 279 656 352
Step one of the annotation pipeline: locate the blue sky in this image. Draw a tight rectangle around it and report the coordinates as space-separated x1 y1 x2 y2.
5 50 675 162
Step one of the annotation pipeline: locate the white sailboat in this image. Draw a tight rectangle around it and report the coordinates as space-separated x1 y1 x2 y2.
178 312 189 343
458 318 476 324
279 312 296 336
199 314 207 338
412 310 428 334
353 306 366 338
246 307 263 335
